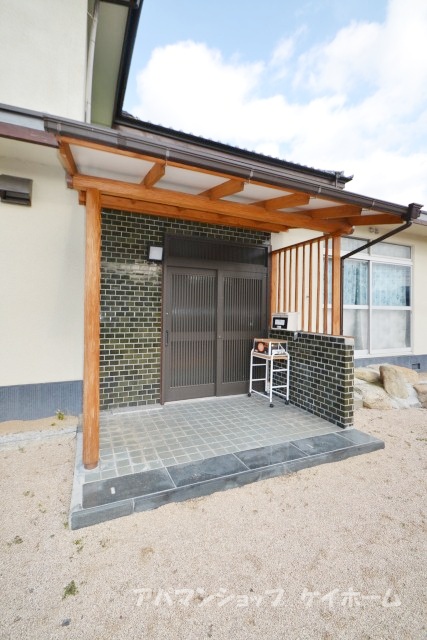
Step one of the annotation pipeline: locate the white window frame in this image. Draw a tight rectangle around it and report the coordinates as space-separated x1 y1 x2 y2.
341 238 413 356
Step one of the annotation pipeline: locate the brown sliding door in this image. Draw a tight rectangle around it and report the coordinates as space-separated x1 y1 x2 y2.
163 265 267 402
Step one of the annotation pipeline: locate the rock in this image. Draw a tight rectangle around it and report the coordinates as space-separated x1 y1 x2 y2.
354 367 380 384
380 365 409 399
366 364 383 372
355 380 394 410
414 382 427 408
380 364 420 384
391 384 421 409
388 365 419 384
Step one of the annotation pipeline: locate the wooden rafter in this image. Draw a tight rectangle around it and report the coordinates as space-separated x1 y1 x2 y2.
257 192 310 210
101 195 289 233
57 141 77 176
73 174 353 234
200 179 245 200
142 161 165 187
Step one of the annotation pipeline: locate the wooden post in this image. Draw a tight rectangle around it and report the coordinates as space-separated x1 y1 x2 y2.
270 252 278 318
283 250 288 312
331 235 342 335
323 237 329 333
308 242 313 332
316 240 321 333
83 188 101 469
301 245 306 330
294 246 299 313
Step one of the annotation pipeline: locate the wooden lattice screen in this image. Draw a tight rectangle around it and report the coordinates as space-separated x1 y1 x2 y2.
270 235 342 335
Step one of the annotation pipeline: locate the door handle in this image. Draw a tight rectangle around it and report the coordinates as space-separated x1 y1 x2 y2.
165 330 169 346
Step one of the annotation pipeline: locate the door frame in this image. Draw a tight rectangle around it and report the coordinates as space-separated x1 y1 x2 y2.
161 236 269 404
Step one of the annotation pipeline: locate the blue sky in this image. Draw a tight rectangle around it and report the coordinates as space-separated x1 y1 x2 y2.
124 0 427 206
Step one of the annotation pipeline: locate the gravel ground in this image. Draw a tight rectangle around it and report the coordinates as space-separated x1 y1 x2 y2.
0 409 426 640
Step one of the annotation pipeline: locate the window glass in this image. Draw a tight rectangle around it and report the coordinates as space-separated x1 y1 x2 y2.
372 264 411 306
343 309 369 351
371 310 411 349
341 237 368 253
371 242 411 259
343 260 368 305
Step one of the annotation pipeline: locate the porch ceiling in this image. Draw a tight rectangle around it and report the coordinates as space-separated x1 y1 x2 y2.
58 135 409 235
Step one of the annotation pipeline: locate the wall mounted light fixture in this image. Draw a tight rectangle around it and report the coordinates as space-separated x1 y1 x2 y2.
148 246 163 261
0 174 33 206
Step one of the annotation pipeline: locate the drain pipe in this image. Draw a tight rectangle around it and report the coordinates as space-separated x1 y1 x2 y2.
85 0 100 123
339 202 423 334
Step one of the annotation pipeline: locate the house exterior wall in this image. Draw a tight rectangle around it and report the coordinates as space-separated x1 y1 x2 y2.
0 143 85 419
271 229 319 251
100 209 270 410
0 1 87 120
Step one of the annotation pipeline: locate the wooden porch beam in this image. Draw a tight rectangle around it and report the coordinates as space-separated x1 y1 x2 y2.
257 192 310 210
200 179 245 200
178 208 289 233
142 162 166 188
348 214 400 226
83 188 101 470
309 204 361 219
73 174 353 234
100 195 289 233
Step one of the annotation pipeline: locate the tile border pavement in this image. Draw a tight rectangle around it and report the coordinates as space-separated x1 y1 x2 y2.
69 428 384 529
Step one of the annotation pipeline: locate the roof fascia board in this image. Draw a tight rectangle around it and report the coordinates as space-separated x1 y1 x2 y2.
112 1 143 123
0 104 57 147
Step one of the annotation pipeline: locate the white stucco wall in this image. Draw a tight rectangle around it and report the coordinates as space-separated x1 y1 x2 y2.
0 141 85 385
405 227 427 356
0 1 87 120
271 229 320 251
271 224 427 356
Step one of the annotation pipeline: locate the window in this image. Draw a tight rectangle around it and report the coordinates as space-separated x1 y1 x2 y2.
341 238 412 354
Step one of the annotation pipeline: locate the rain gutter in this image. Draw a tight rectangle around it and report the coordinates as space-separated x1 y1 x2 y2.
85 0 100 123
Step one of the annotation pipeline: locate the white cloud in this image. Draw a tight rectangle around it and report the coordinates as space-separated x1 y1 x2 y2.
134 41 264 141
270 37 295 66
293 20 381 95
132 0 427 206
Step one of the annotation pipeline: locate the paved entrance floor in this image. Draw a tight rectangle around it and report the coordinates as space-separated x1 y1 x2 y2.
70 395 384 529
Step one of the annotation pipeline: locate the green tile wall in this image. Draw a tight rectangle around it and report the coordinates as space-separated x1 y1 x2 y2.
100 210 270 410
269 330 354 428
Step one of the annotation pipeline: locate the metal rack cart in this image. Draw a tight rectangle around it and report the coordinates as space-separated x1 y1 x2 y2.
248 338 290 407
